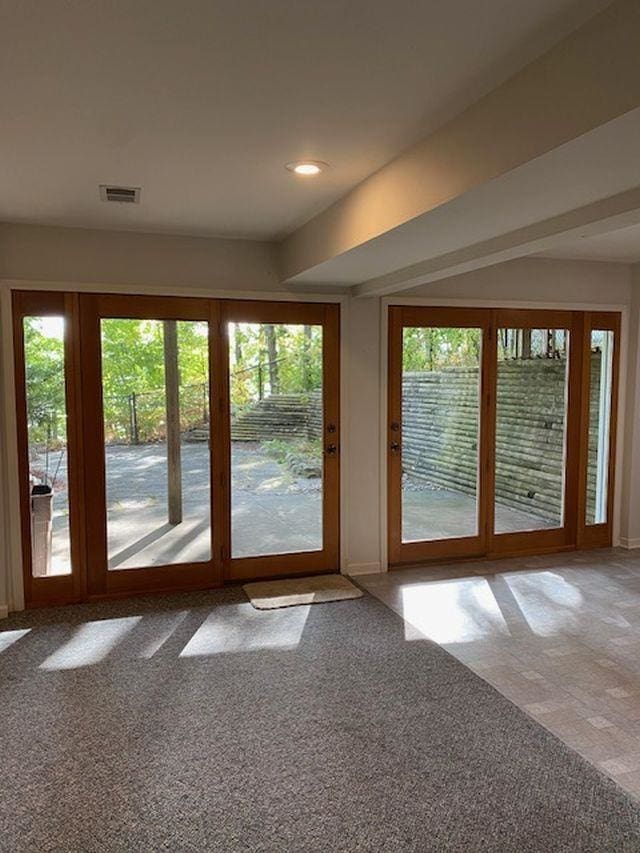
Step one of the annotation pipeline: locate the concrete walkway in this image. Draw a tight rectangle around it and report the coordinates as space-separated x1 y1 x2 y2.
402 477 554 542
34 443 322 571
33 445 549 575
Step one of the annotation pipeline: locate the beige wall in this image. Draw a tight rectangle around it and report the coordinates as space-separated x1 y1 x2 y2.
406 257 632 304
0 232 637 611
0 223 281 292
620 266 640 546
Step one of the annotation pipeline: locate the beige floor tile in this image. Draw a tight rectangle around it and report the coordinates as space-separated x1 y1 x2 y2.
358 548 640 802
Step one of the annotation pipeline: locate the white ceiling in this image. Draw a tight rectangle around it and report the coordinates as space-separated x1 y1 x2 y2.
537 222 640 263
289 107 640 284
0 0 610 240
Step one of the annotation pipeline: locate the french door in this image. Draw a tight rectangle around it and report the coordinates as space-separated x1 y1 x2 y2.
388 306 620 566
221 300 340 582
13 292 340 606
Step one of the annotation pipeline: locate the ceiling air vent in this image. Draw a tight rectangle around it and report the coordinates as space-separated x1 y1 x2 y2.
99 185 141 203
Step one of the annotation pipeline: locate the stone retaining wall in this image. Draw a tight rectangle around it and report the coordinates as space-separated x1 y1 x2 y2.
403 356 601 522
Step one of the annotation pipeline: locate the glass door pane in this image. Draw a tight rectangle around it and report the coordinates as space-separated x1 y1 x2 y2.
494 328 569 534
23 316 71 576
586 329 614 525
229 322 323 557
401 326 482 542
100 318 211 569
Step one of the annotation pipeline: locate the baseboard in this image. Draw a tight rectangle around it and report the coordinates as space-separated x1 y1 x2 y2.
344 562 383 576
0 604 8 619
619 538 640 549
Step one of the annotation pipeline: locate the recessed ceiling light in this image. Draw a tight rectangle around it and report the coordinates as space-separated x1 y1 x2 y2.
285 160 328 176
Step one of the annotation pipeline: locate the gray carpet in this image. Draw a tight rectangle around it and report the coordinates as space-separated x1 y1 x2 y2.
1 588 640 852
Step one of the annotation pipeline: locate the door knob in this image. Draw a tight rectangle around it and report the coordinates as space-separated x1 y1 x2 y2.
390 441 401 453
325 443 338 455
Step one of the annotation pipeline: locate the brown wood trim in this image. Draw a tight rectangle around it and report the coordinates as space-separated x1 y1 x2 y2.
386 307 403 565
87 293 210 321
566 312 586 545
495 308 575 329
491 527 570 554
12 291 81 607
65 292 88 601
577 311 621 548
227 551 332 582
489 310 582 555
217 303 233 579
391 542 577 571
394 537 485 565
388 305 612 568
220 299 329 325
322 303 341 569
388 305 491 567
79 294 108 595
222 300 341 580
100 562 216 594
13 291 341 604
209 299 225 586
12 291 35 606
482 311 497 551
79 293 220 597
399 306 492 328
605 314 621 545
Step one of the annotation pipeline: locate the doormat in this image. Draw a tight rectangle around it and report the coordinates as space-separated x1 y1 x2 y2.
243 574 363 610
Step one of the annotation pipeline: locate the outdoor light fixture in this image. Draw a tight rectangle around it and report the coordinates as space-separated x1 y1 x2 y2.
285 160 328 175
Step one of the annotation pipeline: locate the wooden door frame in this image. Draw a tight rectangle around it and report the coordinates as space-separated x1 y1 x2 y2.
220 300 341 581
387 305 622 568
79 293 222 598
487 309 583 556
576 311 621 550
12 290 87 607
388 306 493 565
14 291 342 605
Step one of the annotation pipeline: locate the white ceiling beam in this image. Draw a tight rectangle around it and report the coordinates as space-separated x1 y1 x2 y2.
353 186 640 297
280 0 640 284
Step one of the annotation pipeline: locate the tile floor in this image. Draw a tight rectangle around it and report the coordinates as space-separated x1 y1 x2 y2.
359 547 640 800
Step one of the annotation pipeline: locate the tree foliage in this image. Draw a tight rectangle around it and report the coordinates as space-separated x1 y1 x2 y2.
230 323 322 408
402 327 481 371
24 317 323 446
23 318 67 446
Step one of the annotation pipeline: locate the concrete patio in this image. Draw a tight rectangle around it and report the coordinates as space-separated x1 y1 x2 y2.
34 445 551 575
35 442 323 572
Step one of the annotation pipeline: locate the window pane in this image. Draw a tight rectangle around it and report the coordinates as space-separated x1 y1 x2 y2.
586 330 614 525
101 319 211 569
401 326 481 542
23 316 71 576
230 322 323 557
494 328 568 533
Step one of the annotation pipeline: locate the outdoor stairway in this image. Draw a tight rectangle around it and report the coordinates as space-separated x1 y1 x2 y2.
183 393 321 442
232 394 312 441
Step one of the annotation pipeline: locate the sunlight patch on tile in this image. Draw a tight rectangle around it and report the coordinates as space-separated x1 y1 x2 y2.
502 572 584 635
401 579 510 644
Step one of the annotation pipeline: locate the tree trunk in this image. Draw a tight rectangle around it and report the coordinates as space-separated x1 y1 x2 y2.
302 325 312 390
234 323 243 364
163 320 182 525
264 324 279 394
